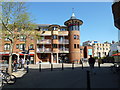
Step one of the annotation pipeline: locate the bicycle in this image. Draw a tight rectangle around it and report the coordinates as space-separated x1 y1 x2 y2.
110 64 120 74
0 70 16 87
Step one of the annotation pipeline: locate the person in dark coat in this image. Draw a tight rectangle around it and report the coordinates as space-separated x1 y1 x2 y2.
88 55 95 69
13 59 18 72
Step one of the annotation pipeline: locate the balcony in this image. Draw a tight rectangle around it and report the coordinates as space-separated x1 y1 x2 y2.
37 48 51 53
53 31 58 35
59 39 69 44
59 48 69 53
38 31 52 36
37 39 51 44
58 31 68 36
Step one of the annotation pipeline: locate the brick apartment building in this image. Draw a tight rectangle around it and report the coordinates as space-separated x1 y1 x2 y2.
0 13 83 64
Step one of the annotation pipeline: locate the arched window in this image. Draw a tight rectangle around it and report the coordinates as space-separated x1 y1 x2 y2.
4 43 10 50
74 35 77 39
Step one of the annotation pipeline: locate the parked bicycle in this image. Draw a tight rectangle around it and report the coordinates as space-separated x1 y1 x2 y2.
110 64 120 74
0 70 16 87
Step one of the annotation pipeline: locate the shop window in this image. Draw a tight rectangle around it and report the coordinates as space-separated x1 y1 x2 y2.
53 35 58 39
53 44 57 48
40 54 47 59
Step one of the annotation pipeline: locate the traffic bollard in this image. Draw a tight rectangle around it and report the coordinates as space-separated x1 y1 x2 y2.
26 66 29 73
87 70 91 90
82 62 83 69
72 62 74 69
62 63 64 70
51 64 53 71
39 63 41 72
98 62 100 68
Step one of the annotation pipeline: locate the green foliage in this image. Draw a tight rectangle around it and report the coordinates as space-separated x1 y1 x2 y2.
102 56 115 63
93 57 99 59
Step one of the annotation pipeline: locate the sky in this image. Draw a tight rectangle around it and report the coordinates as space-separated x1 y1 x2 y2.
26 2 118 45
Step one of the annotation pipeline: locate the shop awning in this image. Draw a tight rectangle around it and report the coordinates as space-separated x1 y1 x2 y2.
112 53 120 56
19 54 34 56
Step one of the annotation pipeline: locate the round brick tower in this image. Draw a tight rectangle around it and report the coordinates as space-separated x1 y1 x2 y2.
64 13 83 63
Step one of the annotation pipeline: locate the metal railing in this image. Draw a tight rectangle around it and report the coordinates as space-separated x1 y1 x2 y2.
37 39 51 44
59 39 69 44
37 48 51 53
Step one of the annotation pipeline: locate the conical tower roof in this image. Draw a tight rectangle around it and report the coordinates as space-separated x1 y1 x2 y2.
70 12 76 19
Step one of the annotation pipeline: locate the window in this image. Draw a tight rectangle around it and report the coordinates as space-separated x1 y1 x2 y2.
105 52 106 56
17 35 19 40
30 37 34 40
53 35 57 39
19 44 26 50
74 44 76 48
42 28 48 31
30 44 34 49
106 48 108 50
40 53 47 59
60 28 66 31
77 35 79 39
74 35 77 39
53 44 57 48
52 27 57 30
77 44 79 48
4 44 10 50
4 38 10 41
19 35 26 41
16 44 19 49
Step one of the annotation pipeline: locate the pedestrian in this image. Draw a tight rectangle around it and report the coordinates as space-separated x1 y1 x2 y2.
19 58 22 69
88 55 96 74
21 58 25 69
26 59 30 65
13 59 18 72
98 58 102 68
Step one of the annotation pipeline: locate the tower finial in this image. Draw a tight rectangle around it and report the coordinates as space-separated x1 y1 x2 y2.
72 8 74 13
71 8 76 19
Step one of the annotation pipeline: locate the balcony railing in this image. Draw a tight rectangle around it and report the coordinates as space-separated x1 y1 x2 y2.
37 48 51 53
59 39 69 44
59 48 69 53
58 31 68 36
37 39 51 44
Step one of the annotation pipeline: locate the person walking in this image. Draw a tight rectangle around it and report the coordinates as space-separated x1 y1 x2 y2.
21 58 25 69
88 55 96 74
13 59 18 72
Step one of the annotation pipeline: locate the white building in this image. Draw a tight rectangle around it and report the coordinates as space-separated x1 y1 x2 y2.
83 40 99 46
109 41 118 56
83 40 111 58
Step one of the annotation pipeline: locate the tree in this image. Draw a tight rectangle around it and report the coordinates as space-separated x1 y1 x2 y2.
0 1 35 74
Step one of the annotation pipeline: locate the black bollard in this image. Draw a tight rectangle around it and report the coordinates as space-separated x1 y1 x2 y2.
51 64 53 71
72 62 74 69
98 62 100 68
26 66 29 73
62 63 64 70
87 70 91 90
39 63 41 72
82 62 83 69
